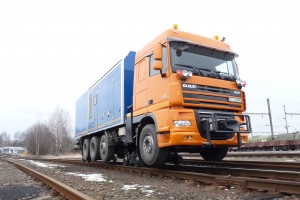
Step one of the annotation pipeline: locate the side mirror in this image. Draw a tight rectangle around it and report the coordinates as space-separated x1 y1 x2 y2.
154 43 162 60
153 61 162 71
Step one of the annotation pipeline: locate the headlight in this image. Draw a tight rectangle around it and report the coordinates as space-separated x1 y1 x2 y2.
173 120 191 127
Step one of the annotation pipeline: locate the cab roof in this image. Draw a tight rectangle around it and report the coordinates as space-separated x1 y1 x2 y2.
136 29 236 63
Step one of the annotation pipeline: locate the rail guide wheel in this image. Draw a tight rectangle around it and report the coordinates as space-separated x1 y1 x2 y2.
199 147 229 161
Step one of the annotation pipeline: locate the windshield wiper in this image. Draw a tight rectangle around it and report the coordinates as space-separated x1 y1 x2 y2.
197 68 222 79
174 64 204 75
215 71 236 81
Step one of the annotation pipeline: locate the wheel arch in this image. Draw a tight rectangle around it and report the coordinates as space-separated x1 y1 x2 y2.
133 113 157 155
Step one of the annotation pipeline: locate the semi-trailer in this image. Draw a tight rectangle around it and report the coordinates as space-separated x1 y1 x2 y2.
75 25 251 166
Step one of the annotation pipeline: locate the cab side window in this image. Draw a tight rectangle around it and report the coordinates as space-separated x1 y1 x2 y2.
149 47 167 77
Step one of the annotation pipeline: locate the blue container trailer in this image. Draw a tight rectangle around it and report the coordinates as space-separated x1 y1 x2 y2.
75 51 135 138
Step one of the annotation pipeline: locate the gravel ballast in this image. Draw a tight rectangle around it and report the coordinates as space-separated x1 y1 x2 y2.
0 159 61 200
14 158 299 200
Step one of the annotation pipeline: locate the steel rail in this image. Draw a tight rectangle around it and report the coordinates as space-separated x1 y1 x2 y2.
227 152 300 157
22 158 300 195
181 151 300 158
182 159 300 171
160 164 300 182
2 159 94 200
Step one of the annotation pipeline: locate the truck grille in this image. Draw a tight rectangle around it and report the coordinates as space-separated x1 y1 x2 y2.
182 84 242 110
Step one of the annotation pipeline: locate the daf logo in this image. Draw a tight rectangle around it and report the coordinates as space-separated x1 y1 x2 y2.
233 91 240 95
182 84 197 89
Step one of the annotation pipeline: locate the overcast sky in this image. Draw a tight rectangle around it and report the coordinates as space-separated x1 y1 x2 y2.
1 0 299 137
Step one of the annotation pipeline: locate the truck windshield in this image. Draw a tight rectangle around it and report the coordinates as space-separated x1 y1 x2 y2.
170 41 240 81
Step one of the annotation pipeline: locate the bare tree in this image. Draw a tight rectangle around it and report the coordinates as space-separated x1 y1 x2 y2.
24 122 54 155
11 131 25 147
48 107 72 156
0 131 11 147
0 134 3 147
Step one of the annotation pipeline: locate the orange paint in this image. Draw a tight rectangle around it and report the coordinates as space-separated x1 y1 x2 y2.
133 28 249 149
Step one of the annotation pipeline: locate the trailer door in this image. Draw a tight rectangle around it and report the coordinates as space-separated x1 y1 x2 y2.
88 87 98 129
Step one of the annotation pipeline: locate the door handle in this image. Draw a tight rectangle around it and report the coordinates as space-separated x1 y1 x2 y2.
148 100 153 105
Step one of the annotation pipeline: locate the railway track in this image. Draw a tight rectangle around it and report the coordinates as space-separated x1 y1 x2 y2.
228 151 300 157
182 151 300 158
22 157 300 195
0 158 94 200
182 159 300 171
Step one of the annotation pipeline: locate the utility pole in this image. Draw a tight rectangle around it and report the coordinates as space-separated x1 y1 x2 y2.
267 98 274 140
283 105 289 134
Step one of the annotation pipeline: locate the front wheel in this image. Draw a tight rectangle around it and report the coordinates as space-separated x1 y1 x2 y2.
139 124 168 166
200 147 228 161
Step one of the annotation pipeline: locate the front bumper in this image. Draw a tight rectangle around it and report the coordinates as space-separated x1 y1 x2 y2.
157 108 251 148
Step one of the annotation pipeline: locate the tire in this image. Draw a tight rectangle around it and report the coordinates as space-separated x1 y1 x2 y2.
100 134 115 162
139 124 168 166
82 138 91 162
200 147 229 161
90 136 101 161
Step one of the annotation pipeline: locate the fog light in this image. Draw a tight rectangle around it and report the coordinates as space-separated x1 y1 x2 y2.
173 120 191 127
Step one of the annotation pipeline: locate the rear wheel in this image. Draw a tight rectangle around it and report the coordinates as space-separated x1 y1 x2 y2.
200 147 228 161
139 124 168 166
82 138 91 162
100 134 115 162
90 136 101 161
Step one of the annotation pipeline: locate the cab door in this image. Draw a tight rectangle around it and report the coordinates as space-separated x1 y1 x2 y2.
147 47 169 110
134 58 149 111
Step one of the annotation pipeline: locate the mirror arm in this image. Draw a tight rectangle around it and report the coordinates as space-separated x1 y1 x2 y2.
160 70 166 78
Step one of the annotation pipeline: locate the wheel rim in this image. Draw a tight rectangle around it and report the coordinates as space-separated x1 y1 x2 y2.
83 143 87 155
143 133 153 156
91 142 95 152
100 140 106 155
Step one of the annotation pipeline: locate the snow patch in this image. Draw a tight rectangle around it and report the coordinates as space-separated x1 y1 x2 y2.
122 184 155 196
122 184 138 190
66 172 106 182
28 160 65 168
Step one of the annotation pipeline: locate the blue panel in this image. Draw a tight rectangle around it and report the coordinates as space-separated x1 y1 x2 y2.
113 63 122 125
75 91 88 137
105 72 114 126
123 51 135 115
75 51 136 138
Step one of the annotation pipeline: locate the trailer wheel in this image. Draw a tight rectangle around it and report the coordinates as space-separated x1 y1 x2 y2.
82 138 91 162
90 136 101 161
199 147 228 161
100 134 114 162
139 124 168 166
